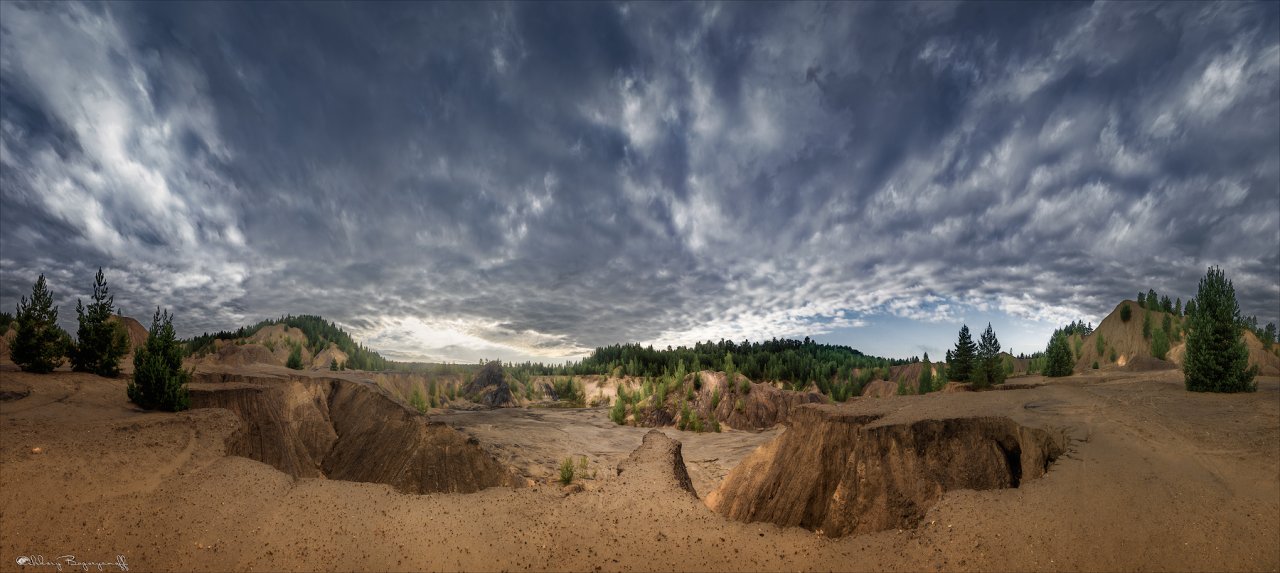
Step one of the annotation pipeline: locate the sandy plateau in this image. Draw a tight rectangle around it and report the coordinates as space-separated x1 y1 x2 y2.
1 363 1277 572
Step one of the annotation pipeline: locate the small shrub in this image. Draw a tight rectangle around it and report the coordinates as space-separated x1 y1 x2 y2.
410 387 427 413
1151 328 1170 360
1094 333 1105 356
558 457 574 485
688 411 704 432
739 379 750 394
710 388 721 410
1108 347 1117 363
609 396 627 425
577 456 591 479
735 398 745 412
286 344 303 370
1092 361 1099 369
1120 303 1132 322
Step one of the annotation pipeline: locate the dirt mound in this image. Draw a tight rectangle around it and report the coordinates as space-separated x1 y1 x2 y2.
310 343 350 370
708 404 1064 537
861 379 897 397
195 343 280 368
188 371 524 493
107 315 149 355
463 361 516 408
615 430 696 496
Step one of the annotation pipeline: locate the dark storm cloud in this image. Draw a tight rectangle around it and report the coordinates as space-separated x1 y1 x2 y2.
2 1 1277 361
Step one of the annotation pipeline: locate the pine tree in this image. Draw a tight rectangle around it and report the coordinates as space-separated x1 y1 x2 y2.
1044 331 1073 377
949 325 976 382
1184 267 1255 393
128 307 191 411
1137 292 1146 308
70 268 129 377
971 323 1004 389
12 274 66 373
1175 298 1182 317
918 352 933 393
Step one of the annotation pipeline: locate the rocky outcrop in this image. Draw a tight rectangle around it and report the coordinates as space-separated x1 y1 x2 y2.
189 372 524 493
708 405 1064 537
463 361 515 408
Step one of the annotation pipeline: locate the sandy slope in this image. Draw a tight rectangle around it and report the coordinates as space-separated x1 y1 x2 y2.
1 364 1277 572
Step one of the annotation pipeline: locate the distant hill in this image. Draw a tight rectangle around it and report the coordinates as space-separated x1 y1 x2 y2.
1072 300 1279 376
185 315 388 371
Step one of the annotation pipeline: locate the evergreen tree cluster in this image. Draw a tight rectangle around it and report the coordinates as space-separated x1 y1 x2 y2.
571 337 906 390
948 323 1005 388
1058 320 1094 337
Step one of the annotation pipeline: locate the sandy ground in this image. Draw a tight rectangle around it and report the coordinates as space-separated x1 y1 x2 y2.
1 364 1277 572
431 408 780 497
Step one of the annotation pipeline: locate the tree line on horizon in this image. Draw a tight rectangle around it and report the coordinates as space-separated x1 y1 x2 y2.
8 265 1270 406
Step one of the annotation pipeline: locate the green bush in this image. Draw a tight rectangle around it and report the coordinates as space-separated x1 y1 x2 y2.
609 395 627 425
286 344 303 369
558 457 575 485
1108 348 1117 363
1151 328 1170 360
1092 361 1099 369
128 308 190 412
1120 303 1132 322
1094 333 1105 357
410 387 427 413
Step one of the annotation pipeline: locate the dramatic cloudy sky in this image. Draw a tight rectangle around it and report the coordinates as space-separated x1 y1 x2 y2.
2 2 1277 363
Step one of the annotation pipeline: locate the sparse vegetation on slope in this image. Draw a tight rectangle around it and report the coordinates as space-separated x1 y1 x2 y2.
186 314 389 370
